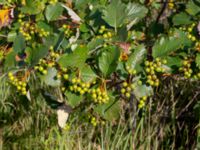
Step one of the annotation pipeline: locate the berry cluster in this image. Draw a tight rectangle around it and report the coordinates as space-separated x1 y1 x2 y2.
90 116 105 127
179 58 193 78
62 68 69 80
145 58 167 87
38 28 50 38
90 87 109 104
19 22 37 41
90 117 97 127
19 19 50 40
180 23 197 42
69 78 91 95
168 0 174 10
56 67 69 80
62 24 73 38
120 81 135 99
98 25 113 40
125 65 137 75
193 72 200 80
8 72 27 95
34 48 60 75
18 13 25 23
34 59 48 75
138 96 147 109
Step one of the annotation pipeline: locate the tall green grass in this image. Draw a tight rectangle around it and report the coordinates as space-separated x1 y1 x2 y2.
1 75 200 149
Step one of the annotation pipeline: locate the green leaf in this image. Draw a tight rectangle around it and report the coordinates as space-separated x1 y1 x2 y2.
54 32 65 51
7 31 17 42
98 46 120 77
94 95 120 121
162 56 182 73
186 1 200 16
172 12 192 26
20 0 46 15
152 29 192 58
37 21 51 32
13 34 26 53
196 53 200 69
41 68 61 87
126 44 146 71
45 3 64 21
126 2 148 24
102 0 126 30
3 51 16 71
116 61 127 79
41 90 64 109
25 45 49 67
134 84 153 99
80 65 97 82
87 38 104 51
65 91 83 108
80 23 89 32
166 56 182 68
58 45 89 68
116 26 128 41
44 33 64 49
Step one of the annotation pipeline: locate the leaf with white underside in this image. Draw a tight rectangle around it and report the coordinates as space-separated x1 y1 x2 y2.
57 105 72 128
61 3 81 23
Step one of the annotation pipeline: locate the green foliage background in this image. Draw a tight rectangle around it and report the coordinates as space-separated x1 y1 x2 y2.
0 0 200 149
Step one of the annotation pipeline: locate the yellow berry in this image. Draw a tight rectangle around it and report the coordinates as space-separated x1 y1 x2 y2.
63 74 69 80
123 82 128 87
125 93 131 98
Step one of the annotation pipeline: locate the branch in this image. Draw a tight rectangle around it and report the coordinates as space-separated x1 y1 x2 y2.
156 0 168 24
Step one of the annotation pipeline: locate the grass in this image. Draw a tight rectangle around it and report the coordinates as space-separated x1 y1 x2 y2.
1 75 200 149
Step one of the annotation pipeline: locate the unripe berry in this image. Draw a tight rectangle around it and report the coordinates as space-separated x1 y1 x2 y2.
144 61 150 66
162 59 167 64
99 29 104 34
155 58 160 62
42 70 47 75
22 91 27 95
122 82 128 87
137 80 142 85
131 84 136 89
9 76 14 81
100 25 106 31
17 86 21 90
125 92 131 98
63 74 69 80
103 33 108 38
142 96 147 101
80 90 85 95
191 36 196 41
126 87 131 92
132 69 137 75
146 68 150 73
8 72 13 77
107 32 112 38
156 67 162 72
149 80 154 86
39 66 44 72
72 78 77 83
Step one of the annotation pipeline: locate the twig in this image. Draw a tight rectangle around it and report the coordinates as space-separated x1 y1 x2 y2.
176 92 200 119
155 0 168 24
0 34 7 38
